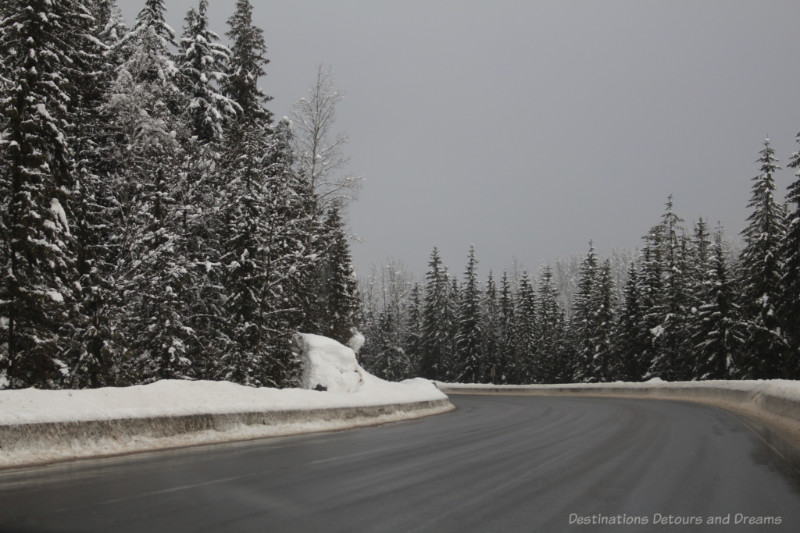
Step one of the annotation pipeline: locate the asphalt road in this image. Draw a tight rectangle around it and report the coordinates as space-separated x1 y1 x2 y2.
1 395 800 532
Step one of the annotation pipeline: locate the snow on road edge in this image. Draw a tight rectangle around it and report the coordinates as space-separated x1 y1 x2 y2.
438 379 800 445
0 334 452 468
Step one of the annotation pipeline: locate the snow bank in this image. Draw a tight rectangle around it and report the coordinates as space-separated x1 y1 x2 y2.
297 333 436 400
0 334 451 468
436 379 800 402
438 379 800 443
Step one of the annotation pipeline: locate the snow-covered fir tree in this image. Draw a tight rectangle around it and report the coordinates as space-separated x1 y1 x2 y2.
224 0 272 125
780 133 800 378
63 0 127 387
420 247 450 380
536 265 567 383
571 242 598 381
587 259 616 381
515 271 537 382
496 271 518 383
316 206 361 345
738 138 788 379
107 0 196 382
0 0 98 387
480 272 501 383
638 224 664 380
178 0 238 143
693 226 744 379
646 196 693 380
404 282 424 375
358 260 417 380
455 246 483 383
614 260 648 381
367 308 412 381
216 119 275 385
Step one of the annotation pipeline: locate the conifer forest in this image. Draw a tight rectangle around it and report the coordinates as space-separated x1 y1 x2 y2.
2 0 800 390
0 0 361 389
359 140 800 385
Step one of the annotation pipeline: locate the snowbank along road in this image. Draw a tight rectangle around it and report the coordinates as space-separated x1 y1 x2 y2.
1 394 799 532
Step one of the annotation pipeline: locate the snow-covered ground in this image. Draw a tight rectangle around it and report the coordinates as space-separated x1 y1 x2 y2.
439 377 800 401
0 334 446 426
0 334 450 467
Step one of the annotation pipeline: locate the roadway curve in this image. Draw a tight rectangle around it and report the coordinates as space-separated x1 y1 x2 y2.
1 395 799 532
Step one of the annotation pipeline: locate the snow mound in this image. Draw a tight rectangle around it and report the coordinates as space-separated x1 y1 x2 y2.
298 333 442 402
300 333 366 393
0 334 447 427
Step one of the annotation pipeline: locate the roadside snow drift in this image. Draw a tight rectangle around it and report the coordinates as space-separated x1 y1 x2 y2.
439 379 800 444
0 334 451 468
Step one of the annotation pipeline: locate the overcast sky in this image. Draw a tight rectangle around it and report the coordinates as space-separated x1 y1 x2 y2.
117 0 800 279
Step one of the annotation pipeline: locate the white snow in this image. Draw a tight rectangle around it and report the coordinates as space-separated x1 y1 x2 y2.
45 290 63 303
0 334 445 426
50 198 69 235
439 378 800 399
347 331 366 354
0 334 450 467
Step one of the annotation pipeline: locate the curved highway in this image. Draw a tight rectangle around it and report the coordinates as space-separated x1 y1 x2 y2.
1 395 799 532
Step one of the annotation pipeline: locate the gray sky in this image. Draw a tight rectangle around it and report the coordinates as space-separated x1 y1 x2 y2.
117 0 800 279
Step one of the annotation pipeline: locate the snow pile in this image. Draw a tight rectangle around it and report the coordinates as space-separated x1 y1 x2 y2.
0 334 446 426
298 333 442 402
0 334 450 467
437 379 800 399
300 333 366 393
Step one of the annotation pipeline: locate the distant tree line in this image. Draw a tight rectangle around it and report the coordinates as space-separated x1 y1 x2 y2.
359 137 800 383
0 0 360 389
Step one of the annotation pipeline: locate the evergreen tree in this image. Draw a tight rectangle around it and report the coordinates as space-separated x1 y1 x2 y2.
214 119 314 387
515 271 537 382
646 197 692 380
420 247 449 380
368 308 411 381
614 261 648 381
571 242 598 381
442 275 461 380
685 217 712 375
455 246 483 383
780 133 800 378
638 224 664 379
693 227 744 379
588 259 616 381
108 0 193 382
224 0 272 125
178 0 238 143
480 272 501 383
497 271 517 383
0 0 96 387
64 0 127 387
404 282 424 375
317 206 361 345
536 265 567 383
215 119 275 385
739 138 788 378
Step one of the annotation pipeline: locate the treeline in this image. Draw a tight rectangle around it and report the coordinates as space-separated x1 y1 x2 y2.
360 138 800 383
0 0 361 389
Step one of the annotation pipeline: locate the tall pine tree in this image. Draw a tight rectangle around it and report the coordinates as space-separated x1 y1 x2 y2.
614 261 648 381
739 138 787 378
317 206 361 345
0 0 96 387
455 246 483 383
780 133 800 378
420 247 449 380
693 227 743 379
